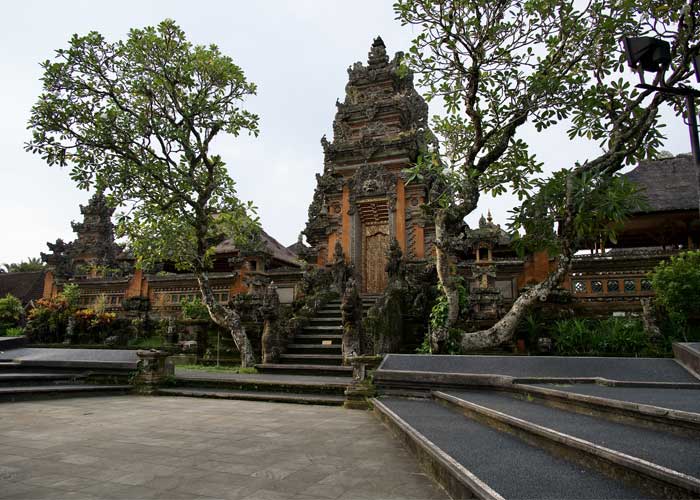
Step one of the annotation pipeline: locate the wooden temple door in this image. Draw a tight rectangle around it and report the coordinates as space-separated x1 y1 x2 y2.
363 223 389 294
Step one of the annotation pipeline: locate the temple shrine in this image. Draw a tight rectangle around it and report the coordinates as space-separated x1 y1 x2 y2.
302 37 435 294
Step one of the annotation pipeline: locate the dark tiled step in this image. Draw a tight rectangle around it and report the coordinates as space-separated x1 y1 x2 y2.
0 384 132 402
439 390 700 495
279 354 343 366
157 387 345 406
376 397 649 500
256 363 352 377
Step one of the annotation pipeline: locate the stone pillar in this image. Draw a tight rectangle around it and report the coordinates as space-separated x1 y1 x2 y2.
341 278 362 362
343 355 382 410
135 350 173 390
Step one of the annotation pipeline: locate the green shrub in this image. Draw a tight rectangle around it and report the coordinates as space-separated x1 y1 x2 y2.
181 297 210 320
4 327 24 337
551 317 649 356
651 250 700 340
0 294 24 333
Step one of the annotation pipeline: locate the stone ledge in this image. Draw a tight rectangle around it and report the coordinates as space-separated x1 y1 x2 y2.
511 383 700 436
373 398 503 500
673 343 700 381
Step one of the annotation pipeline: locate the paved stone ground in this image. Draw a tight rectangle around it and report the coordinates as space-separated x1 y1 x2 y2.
0 396 447 500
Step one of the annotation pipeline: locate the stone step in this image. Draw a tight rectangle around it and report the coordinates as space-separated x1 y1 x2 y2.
286 344 342 354
174 371 348 395
435 390 700 498
374 397 650 500
308 317 343 324
511 383 700 434
294 334 342 345
0 384 132 402
279 354 344 366
157 387 345 406
0 372 86 387
256 363 352 377
302 325 343 332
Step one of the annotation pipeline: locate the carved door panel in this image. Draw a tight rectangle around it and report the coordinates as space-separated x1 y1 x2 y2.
363 224 389 294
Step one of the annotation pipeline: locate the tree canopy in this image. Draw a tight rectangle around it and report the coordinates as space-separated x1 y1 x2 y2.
26 19 261 365
395 0 700 349
2 257 45 273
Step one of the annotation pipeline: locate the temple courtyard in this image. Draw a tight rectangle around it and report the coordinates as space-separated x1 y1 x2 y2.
0 396 447 500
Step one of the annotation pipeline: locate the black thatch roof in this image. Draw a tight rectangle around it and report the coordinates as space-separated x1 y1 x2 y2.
624 154 698 213
0 271 46 305
214 229 300 266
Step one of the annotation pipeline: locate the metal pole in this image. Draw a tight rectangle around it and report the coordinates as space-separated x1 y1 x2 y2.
686 95 700 218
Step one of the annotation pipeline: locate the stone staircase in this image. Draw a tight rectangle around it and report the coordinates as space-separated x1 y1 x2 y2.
0 358 132 402
159 296 381 406
373 353 700 500
256 295 379 377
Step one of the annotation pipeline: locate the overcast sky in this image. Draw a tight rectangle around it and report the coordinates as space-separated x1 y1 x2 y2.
0 0 693 265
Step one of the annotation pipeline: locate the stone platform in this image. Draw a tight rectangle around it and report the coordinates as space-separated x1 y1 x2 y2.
0 347 138 370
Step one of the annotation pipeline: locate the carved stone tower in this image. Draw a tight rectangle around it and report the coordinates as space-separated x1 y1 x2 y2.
42 192 121 276
304 37 435 294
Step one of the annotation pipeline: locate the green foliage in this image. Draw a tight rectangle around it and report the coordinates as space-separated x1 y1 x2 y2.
429 280 468 331
551 317 649 356
181 297 210 321
25 19 260 273
420 282 469 355
395 0 699 299
61 283 81 310
2 257 45 273
129 336 165 349
4 327 25 337
651 251 700 339
0 294 24 325
510 171 647 256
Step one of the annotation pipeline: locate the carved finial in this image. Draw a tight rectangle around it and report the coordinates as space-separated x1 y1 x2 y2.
479 213 486 228
368 36 389 67
487 210 493 224
297 232 303 244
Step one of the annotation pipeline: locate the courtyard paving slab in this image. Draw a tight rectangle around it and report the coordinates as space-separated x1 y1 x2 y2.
0 395 447 500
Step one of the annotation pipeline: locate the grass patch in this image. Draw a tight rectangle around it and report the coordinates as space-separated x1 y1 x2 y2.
128 337 166 349
177 364 258 374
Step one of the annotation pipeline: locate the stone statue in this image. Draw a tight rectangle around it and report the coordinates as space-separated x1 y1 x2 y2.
341 277 362 363
330 240 349 295
261 283 282 364
385 238 405 287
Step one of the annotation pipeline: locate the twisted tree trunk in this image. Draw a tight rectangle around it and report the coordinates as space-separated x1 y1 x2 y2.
434 210 460 328
460 252 573 351
196 271 255 367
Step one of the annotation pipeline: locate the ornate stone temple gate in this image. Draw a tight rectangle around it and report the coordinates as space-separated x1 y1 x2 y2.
303 37 435 294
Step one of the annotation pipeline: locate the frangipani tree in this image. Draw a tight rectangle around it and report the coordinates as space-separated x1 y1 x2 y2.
26 19 261 365
395 0 699 350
